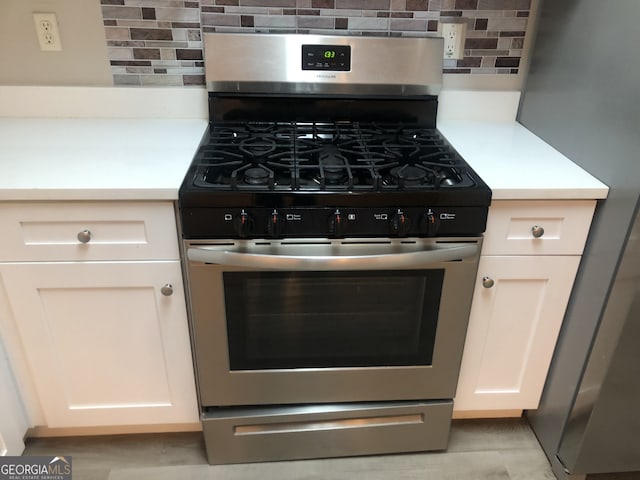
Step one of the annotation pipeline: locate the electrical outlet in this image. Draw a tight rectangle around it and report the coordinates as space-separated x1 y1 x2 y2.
441 23 466 60
33 13 62 51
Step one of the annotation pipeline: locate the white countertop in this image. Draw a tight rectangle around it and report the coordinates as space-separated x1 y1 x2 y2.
0 87 608 202
438 121 609 200
0 118 208 201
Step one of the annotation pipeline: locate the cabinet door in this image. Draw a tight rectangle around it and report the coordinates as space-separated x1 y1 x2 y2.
454 255 580 411
0 261 198 428
0 338 28 455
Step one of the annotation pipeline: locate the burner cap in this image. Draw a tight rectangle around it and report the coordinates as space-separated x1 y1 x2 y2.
322 155 345 170
318 148 349 185
390 165 428 187
244 167 270 185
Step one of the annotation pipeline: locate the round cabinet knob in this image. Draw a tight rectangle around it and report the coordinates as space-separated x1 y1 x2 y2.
482 276 495 288
77 229 92 243
531 225 545 238
160 284 174 296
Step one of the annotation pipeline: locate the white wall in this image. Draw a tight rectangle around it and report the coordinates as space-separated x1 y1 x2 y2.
0 0 112 86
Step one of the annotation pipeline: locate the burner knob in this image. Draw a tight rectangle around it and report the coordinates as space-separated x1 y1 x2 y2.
267 210 283 238
328 209 345 237
391 209 411 236
234 210 253 238
420 209 438 236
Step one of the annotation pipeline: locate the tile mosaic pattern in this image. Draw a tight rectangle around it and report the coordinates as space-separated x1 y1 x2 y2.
101 0 205 86
101 0 530 86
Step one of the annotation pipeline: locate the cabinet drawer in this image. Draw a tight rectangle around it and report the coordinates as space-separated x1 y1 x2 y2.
0 202 179 261
481 200 596 256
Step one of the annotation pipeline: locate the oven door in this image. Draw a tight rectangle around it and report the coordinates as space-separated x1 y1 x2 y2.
185 237 481 407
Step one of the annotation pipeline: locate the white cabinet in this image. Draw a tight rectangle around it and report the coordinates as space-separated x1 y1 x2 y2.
0 336 28 455
454 255 579 411
479 200 596 256
0 201 178 262
0 202 198 429
454 200 596 414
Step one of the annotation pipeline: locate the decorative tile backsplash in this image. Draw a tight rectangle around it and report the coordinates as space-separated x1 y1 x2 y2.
101 0 530 86
101 0 204 86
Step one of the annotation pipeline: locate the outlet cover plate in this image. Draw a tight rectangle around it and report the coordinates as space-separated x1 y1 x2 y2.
33 12 62 51
442 23 466 60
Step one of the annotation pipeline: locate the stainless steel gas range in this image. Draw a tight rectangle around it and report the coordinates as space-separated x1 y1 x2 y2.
178 33 491 465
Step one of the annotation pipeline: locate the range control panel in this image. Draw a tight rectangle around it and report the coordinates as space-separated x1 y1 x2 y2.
181 206 488 239
302 44 351 71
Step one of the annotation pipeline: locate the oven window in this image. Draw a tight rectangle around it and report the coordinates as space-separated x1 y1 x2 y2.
223 269 444 370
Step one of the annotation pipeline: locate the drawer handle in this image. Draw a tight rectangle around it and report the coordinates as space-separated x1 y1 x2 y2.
161 284 174 296
77 229 92 243
531 225 545 238
482 276 495 288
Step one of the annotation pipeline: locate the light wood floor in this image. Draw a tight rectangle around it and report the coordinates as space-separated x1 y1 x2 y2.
21 418 637 480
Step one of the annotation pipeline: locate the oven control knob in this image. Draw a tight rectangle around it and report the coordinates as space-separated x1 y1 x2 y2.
391 209 410 236
267 210 283 238
420 209 438 236
234 210 253 238
328 209 345 237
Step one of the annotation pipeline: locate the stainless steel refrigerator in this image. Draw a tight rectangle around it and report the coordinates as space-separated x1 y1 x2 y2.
518 1 640 479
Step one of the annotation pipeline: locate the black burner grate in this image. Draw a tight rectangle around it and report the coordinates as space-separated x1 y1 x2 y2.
192 122 475 192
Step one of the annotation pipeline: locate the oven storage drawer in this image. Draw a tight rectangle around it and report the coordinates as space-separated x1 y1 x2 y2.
480 200 596 256
0 201 180 261
202 401 453 464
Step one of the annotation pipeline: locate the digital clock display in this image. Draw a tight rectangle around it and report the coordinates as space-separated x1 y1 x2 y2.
302 44 351 71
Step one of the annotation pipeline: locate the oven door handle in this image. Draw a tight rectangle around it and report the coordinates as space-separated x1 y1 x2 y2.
187 243 478 271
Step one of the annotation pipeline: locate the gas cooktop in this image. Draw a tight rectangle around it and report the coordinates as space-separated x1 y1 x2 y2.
187 121 476 193
179 119 490 208
179 117 490 239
